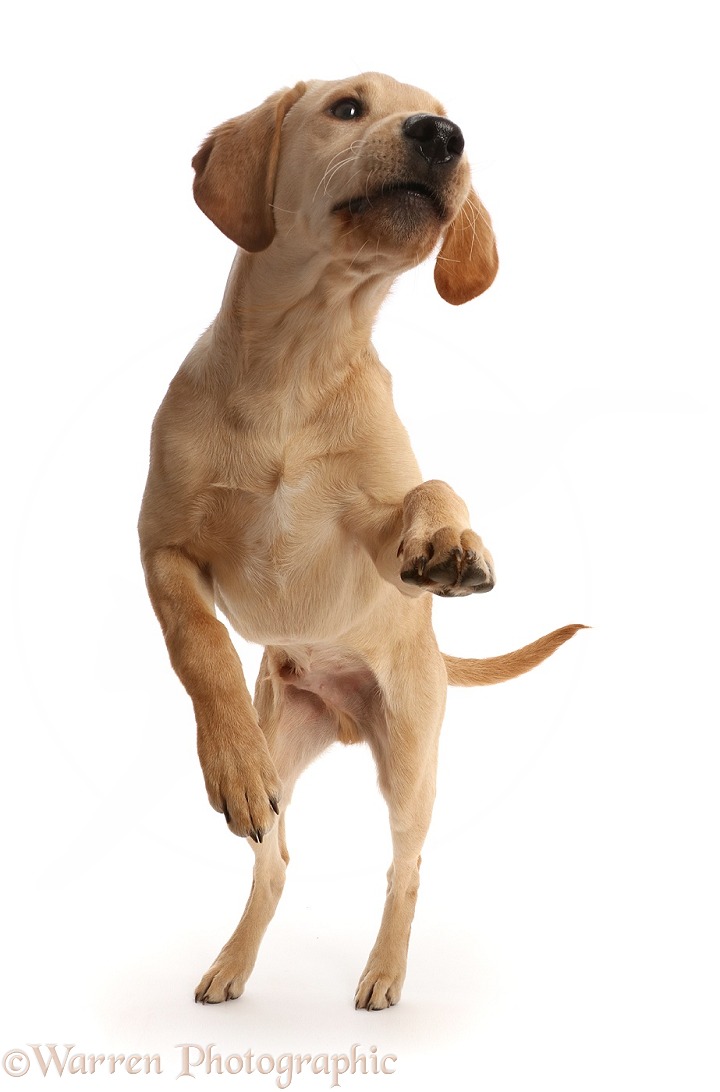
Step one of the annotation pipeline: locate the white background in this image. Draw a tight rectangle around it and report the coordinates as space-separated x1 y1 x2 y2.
1 1 718 1089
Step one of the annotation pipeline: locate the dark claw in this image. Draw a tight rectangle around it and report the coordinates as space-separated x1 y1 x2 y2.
223 804 232 824
400 557 429 585
403 543 492 596
270 796 280 815
248 829 259 844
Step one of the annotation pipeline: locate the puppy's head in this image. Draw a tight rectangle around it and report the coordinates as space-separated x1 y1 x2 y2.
191 73 498 305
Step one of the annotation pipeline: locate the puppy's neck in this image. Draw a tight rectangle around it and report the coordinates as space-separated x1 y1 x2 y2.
214 243 395 378
187 238 403 437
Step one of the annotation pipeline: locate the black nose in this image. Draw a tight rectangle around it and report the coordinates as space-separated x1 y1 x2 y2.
402 114 465 166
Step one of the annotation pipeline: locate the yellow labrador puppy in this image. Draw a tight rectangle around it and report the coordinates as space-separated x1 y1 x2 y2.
139 72 583 1009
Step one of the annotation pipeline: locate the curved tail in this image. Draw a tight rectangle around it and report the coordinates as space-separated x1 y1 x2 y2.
443 624 587 687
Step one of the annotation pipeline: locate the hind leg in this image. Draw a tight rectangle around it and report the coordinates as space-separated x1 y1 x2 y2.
354 646 447 1009
195 664 336 1003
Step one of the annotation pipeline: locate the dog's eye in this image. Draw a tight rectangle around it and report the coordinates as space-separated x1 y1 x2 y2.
329 98 363 121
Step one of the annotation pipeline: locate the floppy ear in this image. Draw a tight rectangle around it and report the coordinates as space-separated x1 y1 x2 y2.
191 82 306 252
434 188 499 305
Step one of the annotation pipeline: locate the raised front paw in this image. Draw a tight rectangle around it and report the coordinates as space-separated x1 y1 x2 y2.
198 729 281 842
400 527 495 597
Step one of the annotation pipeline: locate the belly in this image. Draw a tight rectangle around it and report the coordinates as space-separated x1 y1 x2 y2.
271 644 384 746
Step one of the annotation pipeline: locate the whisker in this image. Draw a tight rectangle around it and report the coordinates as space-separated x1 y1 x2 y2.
323 155 358 192
458 198 482 259
348 239 370 269
339 165 366 193
312 144 363 202
338 222 362 239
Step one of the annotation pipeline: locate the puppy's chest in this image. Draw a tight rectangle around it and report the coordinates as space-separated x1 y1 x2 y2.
258 471 321 540
205 454 352 569
204 454 372 645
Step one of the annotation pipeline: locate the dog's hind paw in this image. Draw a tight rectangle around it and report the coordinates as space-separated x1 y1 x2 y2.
195 960 248 1005
354 965 404 1010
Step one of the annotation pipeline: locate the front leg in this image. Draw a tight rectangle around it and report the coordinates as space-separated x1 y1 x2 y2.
142 546 282 841
398 480 495 597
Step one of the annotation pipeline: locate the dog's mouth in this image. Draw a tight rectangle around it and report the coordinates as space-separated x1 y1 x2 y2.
333 181 445 219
